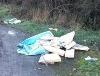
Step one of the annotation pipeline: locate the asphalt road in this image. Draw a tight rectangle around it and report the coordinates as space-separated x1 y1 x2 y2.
0 25 74 76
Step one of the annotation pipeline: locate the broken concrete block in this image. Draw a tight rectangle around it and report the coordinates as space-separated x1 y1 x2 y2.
50 37 59 47
59 31 75 45
38 54 61 64
43 46 65 56
65 49 75 58
72 44 89 51
65 41 76 49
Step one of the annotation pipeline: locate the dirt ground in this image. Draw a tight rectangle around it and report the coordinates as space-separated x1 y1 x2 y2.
0 25 74 76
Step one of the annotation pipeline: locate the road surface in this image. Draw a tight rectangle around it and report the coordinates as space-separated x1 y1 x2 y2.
0 25 74 76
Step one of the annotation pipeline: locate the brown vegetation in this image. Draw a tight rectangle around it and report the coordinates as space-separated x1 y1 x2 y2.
0 0 100 30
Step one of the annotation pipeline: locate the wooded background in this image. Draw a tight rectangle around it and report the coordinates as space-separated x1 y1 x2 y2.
0 0 100 30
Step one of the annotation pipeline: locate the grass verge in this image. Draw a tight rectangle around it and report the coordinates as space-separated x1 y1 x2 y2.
0 4 10 18
0 4 100 76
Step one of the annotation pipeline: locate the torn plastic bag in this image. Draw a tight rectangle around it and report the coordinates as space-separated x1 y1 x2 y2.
17 31 53 55
38 54 61 64
18 31 53 45
17 42 48 55
72 44 89 51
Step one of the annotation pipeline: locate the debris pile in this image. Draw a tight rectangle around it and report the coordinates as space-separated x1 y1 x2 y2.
17 31 89 64
4 18 21 24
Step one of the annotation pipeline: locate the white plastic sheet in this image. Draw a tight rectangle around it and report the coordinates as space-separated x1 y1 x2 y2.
4 18 21 24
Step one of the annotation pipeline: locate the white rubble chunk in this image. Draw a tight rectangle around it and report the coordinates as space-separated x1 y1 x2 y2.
9 18 17 24
59 31 75 45
43 46 65 56
73 44 89 51
13 20 21 24
65 41 76 49
38 54 61 64
4 21 8 24
50 37 59 47
9 18 17 22
65 49 75 58
49 28 58 32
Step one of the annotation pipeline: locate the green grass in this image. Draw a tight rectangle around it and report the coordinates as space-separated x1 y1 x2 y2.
9 20 100 47
4 19 100 76
0 6 9 18
7 20 69 36
73 50 100 76
6 20 100 47
75 30 100 44
0 4 99 46
8 21 49 34
0 4 100 76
